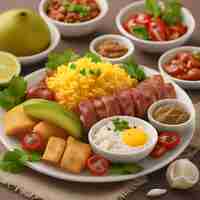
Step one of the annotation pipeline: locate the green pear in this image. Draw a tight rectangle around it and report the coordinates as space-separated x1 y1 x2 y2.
0 9 51 57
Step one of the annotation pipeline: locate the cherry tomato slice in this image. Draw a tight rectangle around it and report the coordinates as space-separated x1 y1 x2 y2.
26 86 54 101
21 133 44 151
148 18 167 41
87 155 110 176
158 132 180 150
150 143 167 158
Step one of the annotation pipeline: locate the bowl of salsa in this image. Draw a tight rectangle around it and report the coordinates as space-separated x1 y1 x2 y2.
39 0 109 37
116 0 195 53
159 46 200 89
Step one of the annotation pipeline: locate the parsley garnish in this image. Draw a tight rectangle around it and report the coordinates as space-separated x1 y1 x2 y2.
121 59 146 81
145 0 161 18
132 26 149 40
45 49 79 70
0 149 41 173
162 0 182 25
85 52 102 63
69 63 77 70
62 0 90 17
0 76 27 110
80 68 87 76
109 163 143 175
112 118 130 132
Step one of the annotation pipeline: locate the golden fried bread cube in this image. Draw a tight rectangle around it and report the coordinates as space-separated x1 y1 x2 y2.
33 121 68 143
4 105 37 137
60 136 92 174
42 137 66 164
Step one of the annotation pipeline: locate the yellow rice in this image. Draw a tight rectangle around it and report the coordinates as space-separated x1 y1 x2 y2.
46 57 137 109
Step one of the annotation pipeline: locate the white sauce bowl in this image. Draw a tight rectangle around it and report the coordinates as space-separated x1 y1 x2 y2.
88 116 158 163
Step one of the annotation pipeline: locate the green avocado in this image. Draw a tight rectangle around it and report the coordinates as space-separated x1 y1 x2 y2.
23 99 83 139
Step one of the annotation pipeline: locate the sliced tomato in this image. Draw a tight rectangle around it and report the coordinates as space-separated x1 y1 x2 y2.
158 132 181 150
163 61 185 76
27 86 54 101
21 133 44 151
87 155 110 176
150 143 167 158
123 13 151 32
148 18 167 41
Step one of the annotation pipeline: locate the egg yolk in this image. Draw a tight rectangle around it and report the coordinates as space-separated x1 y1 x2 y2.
122 128 148 147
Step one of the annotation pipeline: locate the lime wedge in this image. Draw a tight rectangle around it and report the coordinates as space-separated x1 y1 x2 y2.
0 51 21 86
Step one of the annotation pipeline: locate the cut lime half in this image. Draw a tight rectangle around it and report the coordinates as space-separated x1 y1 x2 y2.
0 51 21 86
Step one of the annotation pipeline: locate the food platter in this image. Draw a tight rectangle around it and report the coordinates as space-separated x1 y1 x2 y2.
0 66 195 183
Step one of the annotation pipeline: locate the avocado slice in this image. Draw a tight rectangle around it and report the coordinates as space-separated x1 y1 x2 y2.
23 99 83 139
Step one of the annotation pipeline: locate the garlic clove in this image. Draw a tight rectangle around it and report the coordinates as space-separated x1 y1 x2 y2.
166 159 199 189
146 188 167 197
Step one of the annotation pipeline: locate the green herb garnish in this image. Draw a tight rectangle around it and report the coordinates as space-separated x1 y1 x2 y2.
132 26 149 40
85 52 102 63
0 149 41 173
69 63 77 70
89 68 101 76
122 59 146 81
62 0 90 17
145 0 161 18
162 0 182 25
68 4 90 17
0 76 27 110
45 49 79 70
109 163 143 175
112 118 130 132
80 68 87 76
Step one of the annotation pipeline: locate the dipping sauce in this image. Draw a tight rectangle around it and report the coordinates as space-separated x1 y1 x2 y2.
153 104 190 125
95 39 128 58
47 0 100 23
163 51 200 81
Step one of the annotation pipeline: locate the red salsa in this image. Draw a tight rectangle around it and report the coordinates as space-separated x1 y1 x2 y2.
47 0 101 23
123 0 187 41
163 51 200 81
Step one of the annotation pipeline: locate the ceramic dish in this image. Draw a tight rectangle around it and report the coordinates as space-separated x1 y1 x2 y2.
39 0 109 37
159 46 200 89
89 116 158 163
115 0 195 53
89 34 135 64
0 66 195 183
19 22 60 65
148 99 194 133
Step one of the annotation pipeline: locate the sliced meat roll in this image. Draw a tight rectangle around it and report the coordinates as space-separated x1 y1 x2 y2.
129 88 146 118
93 98 108 119
137 82 157 109
79 100 98 129
162 83 176 98
101 95 121 117
116 89 135 116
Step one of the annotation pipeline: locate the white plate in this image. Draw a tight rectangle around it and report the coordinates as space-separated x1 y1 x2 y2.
0 66 195 183
159 46 200 90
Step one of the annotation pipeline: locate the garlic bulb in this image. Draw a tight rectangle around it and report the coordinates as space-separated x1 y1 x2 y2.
147 188 167 197
166 159 199 189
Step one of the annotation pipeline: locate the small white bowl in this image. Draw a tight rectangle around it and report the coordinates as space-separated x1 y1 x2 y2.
39 0 109 37
116 0 195 53
89 34 135 64
19 22 60 65
159 46 200 89
88 116 158 163
148 99 193 133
